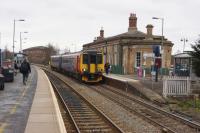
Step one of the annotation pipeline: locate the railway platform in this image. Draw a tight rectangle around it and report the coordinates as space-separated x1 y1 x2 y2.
25 67 66 133
0 66 66 133
0 66 37 133
103 73 166 104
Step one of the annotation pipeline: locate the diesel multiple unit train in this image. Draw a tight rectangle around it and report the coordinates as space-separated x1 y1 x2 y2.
50 50 104 82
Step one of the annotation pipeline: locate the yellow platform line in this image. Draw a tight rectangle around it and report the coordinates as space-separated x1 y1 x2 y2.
0 123 7 133
0 74 33 132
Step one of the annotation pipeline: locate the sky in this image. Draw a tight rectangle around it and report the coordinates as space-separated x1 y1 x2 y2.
0 0 200 54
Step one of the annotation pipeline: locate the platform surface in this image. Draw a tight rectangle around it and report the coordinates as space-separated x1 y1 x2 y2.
0 66 37 133
25 67 66 133
104 73 166 103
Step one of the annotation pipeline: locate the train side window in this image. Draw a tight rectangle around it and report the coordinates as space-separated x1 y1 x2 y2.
83 54 88 64
90 55 96 64
97 54 102 64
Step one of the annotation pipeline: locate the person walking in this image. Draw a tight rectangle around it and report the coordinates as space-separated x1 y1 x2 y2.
14 61 18 76
20 58 31 85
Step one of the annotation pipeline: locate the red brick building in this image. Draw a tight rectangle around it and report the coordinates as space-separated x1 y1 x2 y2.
23 46 49 64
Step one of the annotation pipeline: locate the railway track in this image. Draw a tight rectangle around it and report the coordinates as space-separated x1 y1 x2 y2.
45 71 124 133
38 65 200 132
88 84 200 133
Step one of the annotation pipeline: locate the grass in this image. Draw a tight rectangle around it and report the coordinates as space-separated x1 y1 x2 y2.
177 99 200 111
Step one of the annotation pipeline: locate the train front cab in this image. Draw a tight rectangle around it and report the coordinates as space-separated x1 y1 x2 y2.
80 51 104 82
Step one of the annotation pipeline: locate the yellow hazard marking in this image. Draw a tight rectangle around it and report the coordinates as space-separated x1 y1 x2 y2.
10 85 28 114
0 123 7 133
0 74 32 132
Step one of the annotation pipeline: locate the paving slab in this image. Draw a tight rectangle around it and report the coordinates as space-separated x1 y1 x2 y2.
25 68 66 133
0 66 37 133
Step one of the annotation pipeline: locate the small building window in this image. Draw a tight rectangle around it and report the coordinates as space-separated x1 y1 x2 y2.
136 52 141 67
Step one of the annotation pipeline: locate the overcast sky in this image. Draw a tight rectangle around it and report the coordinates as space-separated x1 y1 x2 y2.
0 0 199 54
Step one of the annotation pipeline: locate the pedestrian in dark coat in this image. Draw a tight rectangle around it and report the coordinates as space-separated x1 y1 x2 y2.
20 59 31 85
104 62 110 75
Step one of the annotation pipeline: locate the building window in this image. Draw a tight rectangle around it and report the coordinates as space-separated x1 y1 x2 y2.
136 52 141 67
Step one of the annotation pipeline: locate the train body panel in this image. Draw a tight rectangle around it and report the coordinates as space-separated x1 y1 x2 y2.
50 50 104 83
61 52 80 73
50 55 62 71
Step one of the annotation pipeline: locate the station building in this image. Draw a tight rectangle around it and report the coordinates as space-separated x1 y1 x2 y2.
83 13 174 75
23 46 49 64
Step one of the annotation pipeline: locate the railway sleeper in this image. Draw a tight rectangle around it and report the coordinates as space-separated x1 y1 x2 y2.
72 113 99 117
78 128 112 132
73 116 100 119
75 119 104 122
77 121 107 126
79 126 112 132
70 110 94 114
68 106 91 110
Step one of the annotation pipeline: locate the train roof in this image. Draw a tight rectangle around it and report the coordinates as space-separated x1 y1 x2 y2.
51 49 102 58
62 51 82 57
51 55 61 58
82 49 102 54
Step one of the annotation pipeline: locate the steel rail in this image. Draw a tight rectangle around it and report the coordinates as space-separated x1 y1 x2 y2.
102 84 200 130
48 73 81 133
89 85 177 133
45 70 124 133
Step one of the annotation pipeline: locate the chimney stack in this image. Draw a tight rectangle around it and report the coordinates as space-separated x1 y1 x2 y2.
128 13 137 32
146 24 153 39
100 27 104 38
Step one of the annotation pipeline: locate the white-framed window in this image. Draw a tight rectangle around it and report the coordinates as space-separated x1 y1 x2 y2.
135 52 141 67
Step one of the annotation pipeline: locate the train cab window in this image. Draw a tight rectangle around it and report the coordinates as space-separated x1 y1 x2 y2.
83 54 88 64
97 54 102 64
90 55 96 64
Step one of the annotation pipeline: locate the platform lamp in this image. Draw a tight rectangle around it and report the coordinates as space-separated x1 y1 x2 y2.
12 19 25 58
152 17 164 78
181 38 188 52
20 31 28 53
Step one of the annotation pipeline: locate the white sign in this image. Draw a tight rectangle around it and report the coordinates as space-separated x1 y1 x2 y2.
143 53 154 58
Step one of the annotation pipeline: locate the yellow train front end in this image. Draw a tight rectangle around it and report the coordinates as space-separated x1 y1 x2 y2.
80 50 104 83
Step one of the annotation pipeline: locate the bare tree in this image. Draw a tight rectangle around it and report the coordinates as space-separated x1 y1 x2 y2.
46 43 60 64
4 45 12 60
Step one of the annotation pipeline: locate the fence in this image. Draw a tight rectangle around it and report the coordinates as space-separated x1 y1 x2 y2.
110 65 124 75
163 76 191 97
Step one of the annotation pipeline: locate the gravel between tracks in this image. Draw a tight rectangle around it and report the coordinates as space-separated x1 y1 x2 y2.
53 71 161 133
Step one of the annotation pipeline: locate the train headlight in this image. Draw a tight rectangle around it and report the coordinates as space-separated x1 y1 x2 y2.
82 68 87 72
97 68 102 72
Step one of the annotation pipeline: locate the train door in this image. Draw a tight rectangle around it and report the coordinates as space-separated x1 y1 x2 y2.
89 53 97 73
77 56 80 72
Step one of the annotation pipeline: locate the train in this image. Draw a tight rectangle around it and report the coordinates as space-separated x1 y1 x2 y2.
14 53 26 69
50 50 104 83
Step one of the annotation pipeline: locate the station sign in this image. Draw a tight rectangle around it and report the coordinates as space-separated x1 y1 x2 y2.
143 53 154 58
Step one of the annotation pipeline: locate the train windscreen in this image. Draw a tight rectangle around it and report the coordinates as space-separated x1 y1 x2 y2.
97 54 102 64
83 53 102 64
90 55 96 64
83 54 88 64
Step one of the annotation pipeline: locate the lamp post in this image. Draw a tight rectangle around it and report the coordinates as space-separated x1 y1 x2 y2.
12 19 25 57
152 17 164 77
20 31 28 53
181 38 188 52
0 32 2 67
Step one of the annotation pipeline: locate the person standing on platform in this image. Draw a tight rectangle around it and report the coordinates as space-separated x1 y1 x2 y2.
104 62 110 75
14 61 18 76
20 58 31 85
